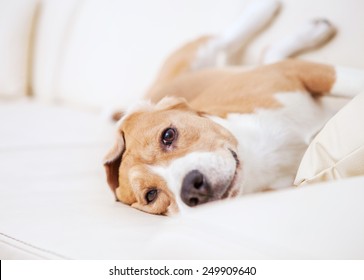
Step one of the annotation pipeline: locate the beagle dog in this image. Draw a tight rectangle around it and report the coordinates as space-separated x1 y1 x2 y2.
104 0 364 215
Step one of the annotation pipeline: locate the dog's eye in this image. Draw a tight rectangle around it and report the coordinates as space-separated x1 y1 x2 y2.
145 189 158 204
161 128 177 146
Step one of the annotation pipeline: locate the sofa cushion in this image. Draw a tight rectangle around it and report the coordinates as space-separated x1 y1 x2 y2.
295 92 364 186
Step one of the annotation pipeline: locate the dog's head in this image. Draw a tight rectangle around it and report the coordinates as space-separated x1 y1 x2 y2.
104 97 240 215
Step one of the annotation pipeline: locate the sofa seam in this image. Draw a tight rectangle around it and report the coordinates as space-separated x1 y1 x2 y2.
0 232 70 260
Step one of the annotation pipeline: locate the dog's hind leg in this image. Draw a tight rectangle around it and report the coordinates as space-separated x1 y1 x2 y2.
192 0 280 70
276 60 364 99
262 19 336 64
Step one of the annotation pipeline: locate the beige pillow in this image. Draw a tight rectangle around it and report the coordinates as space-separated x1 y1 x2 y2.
295 92 364 186
0 0 38 97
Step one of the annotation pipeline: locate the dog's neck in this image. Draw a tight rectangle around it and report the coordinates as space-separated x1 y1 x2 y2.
208 112 304 194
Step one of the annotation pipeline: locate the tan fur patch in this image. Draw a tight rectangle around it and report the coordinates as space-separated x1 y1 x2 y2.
127 165 176 215
145 60 336 118
281 59 336 95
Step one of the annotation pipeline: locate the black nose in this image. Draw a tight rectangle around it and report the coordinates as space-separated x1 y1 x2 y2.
181 170 211 207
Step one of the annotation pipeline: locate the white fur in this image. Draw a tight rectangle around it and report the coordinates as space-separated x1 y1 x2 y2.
205 92 334 194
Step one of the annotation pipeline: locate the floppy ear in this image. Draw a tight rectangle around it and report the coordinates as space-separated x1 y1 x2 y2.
103 131 125 195
155 96 191 111
155 96 206 116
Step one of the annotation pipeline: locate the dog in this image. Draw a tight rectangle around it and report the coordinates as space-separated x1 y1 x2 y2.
103 0 364 215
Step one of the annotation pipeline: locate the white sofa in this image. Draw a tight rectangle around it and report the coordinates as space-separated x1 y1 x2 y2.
1 0 364 259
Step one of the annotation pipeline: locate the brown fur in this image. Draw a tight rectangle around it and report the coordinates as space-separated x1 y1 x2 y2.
126 164 176 215
146 59 336 118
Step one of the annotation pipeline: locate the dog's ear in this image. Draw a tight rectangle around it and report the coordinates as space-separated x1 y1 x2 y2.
155 96 191 111
103 131 125 195
155 96 207 116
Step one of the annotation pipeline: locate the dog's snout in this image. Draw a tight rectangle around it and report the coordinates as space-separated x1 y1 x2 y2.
181 170 211 207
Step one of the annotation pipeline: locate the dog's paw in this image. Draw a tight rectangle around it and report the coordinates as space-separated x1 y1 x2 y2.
296 19 337 49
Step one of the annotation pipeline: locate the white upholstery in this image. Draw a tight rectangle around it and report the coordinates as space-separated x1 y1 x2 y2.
31 0 79 102
1 0 364 259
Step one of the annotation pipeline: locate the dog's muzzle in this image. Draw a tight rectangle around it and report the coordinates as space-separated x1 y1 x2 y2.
180 170 212 207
